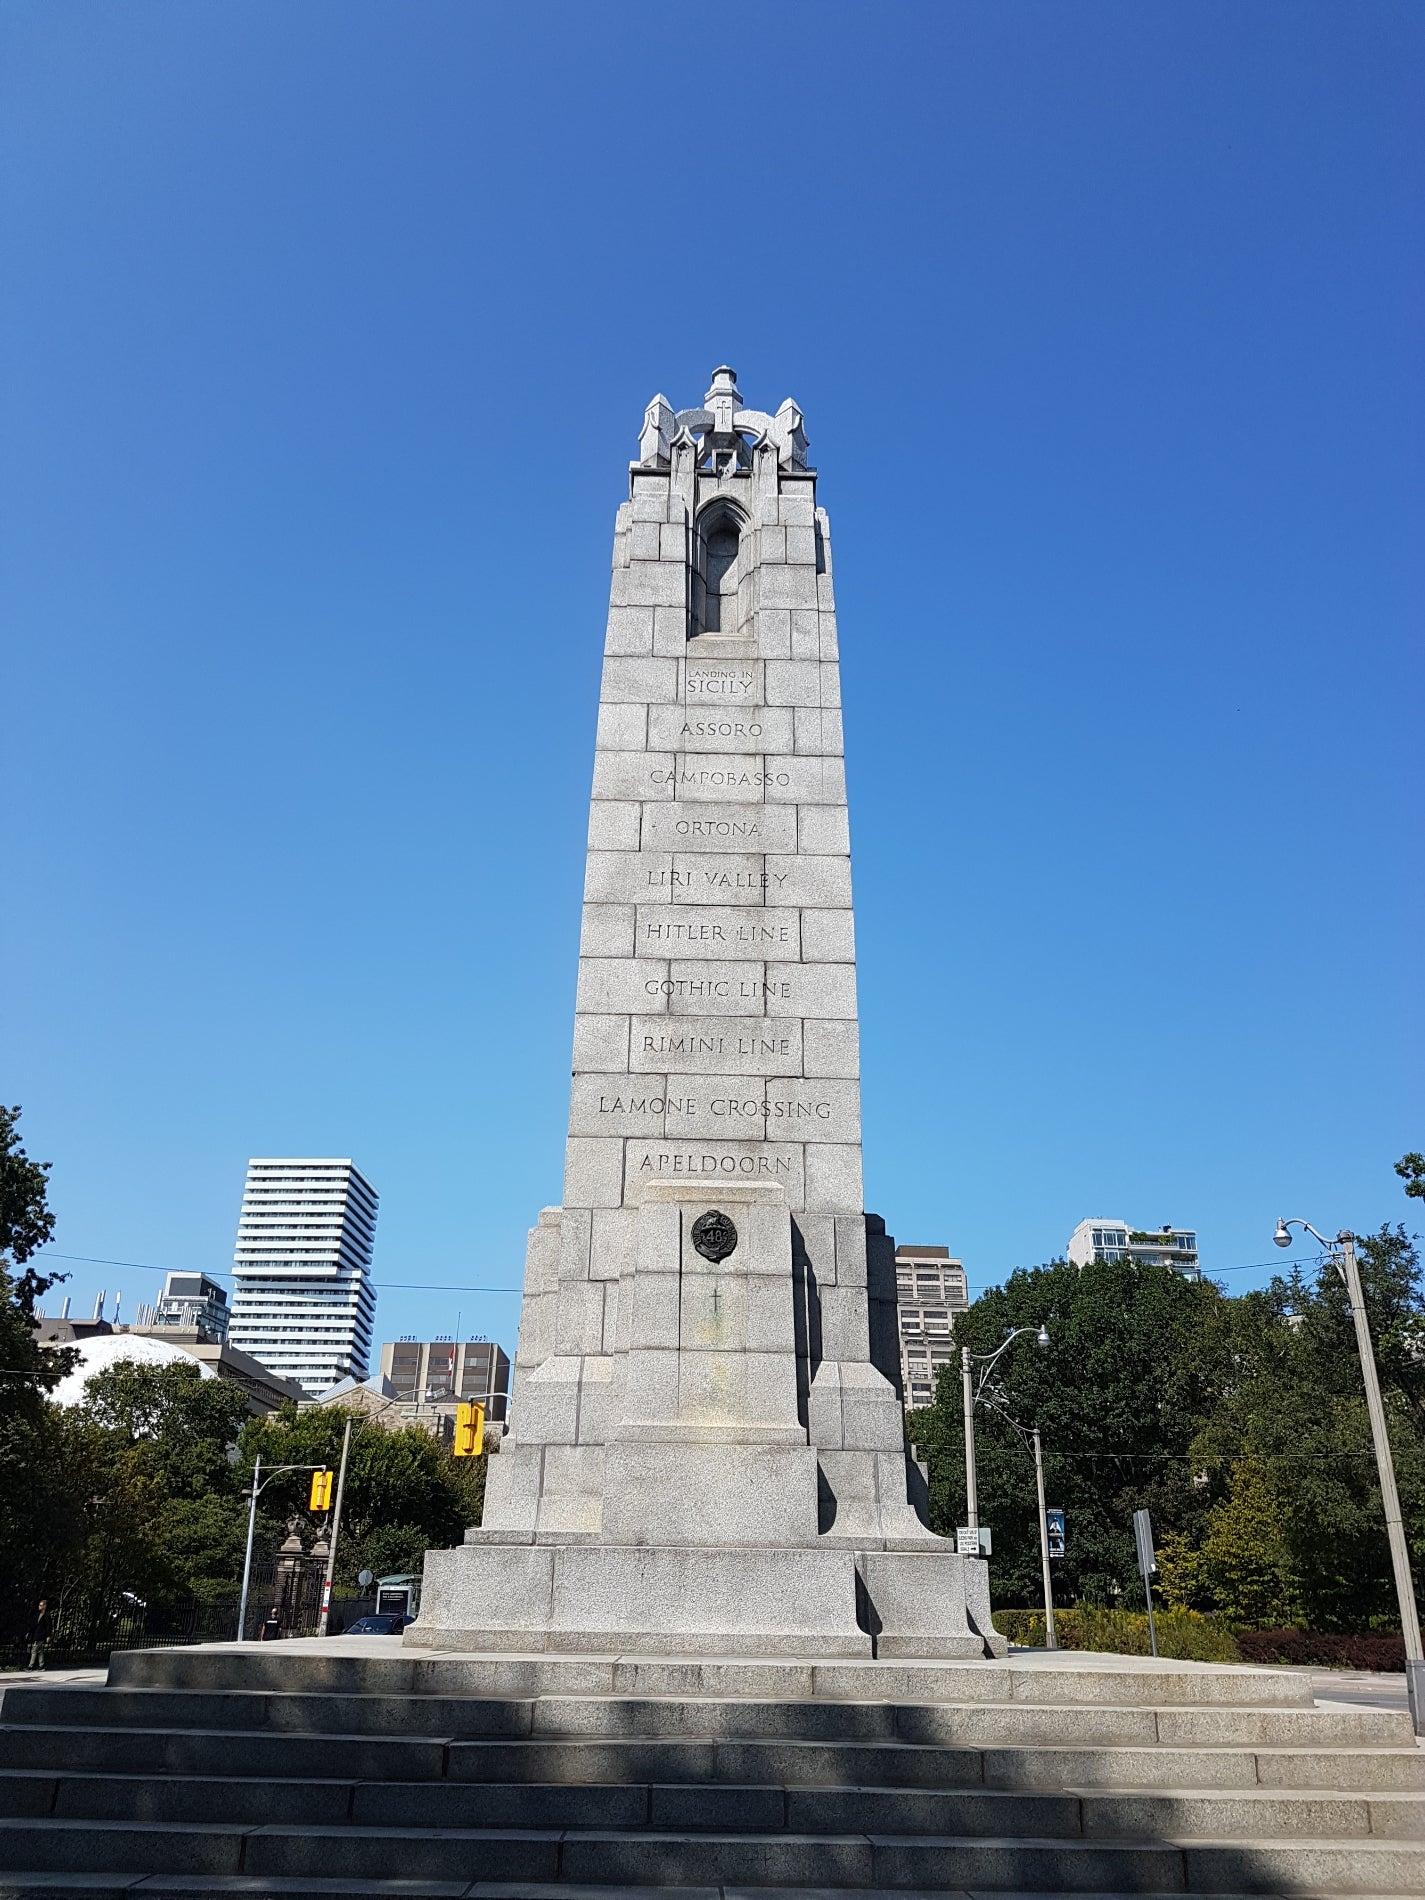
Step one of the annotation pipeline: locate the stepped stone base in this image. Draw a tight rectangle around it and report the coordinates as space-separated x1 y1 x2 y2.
414 1541 992 1660
2 1639 1422 1897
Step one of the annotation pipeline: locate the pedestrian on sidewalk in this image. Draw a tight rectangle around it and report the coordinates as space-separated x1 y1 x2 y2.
26 1600 52 1670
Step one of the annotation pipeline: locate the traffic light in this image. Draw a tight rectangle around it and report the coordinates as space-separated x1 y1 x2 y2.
309 1468 333 1511
454 1401 485 1457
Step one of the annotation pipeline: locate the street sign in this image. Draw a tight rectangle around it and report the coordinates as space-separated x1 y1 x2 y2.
1133 1508 1158 1578
1045 1508 1066 1559
956 1526 992 1556
357 1569 374 1589
1133 1506 1160 1658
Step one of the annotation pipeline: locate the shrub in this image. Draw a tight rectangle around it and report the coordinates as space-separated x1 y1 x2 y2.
1236 1628 1406 1671
994 1604 1240 1663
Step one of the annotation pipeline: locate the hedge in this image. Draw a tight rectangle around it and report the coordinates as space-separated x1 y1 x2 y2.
993 1605 1240 1663
1236 1628 1406 1671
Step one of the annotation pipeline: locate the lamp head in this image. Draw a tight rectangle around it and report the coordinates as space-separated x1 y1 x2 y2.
1036 1324 1050 1348
1273 1219 1292 1250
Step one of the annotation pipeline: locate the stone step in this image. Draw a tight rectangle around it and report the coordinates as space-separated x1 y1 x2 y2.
102 1641 1319 1711
3 1726 1422 1800
0 1885 1417 1900
3 1818 1425 1891
3 1686 1408 1750
2 1771 1421 1842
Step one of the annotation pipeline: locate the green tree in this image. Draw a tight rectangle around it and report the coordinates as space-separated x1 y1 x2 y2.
908 1257 1230 1610
50 1359 254 1623
0 1106 75 1625
236 1404 485 1592
1186 1226 1424 1631
1158 1461 1301 1627
1395 1152 1425 1204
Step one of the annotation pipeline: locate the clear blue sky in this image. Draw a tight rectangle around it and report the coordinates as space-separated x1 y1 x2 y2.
5 2 1420 1357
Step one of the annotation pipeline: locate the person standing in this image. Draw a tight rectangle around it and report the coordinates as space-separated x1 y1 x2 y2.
26 1600 52 1671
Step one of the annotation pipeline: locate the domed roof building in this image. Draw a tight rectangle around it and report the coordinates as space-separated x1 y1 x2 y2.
50 1330 217 1408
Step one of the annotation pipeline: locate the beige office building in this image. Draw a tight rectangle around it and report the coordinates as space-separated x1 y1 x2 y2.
895 1243 969 1409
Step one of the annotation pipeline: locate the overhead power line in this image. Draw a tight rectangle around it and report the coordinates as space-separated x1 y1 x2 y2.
33 1245 1325 1297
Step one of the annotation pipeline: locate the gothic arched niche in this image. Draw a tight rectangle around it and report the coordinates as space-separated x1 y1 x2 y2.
691 499 748 638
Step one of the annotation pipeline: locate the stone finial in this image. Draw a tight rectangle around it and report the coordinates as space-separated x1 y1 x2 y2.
705 365 743 435
638 393 675 467
773 398 809 470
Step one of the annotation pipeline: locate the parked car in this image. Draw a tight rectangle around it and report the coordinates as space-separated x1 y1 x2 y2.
342 1613 413 1634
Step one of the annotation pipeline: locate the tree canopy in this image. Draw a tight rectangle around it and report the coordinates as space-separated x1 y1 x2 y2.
908 1223 1425 1632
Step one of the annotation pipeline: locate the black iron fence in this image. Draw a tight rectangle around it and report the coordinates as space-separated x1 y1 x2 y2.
1 1563 381 1670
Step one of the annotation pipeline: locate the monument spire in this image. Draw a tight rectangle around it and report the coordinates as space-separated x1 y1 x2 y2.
413 369 999 1660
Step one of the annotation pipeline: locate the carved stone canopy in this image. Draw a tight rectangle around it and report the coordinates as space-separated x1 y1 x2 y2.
637 366 809 474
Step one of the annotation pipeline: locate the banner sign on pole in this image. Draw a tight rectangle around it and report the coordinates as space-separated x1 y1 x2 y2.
1046 1508 1066 1559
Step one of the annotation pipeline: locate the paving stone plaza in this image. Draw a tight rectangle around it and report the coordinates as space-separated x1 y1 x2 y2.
0 370 1420 1895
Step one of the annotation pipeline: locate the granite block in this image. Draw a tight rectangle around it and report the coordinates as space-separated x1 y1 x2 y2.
804 1141 864 1212
595 701 648 751
604 604 654 656
648 704 793 755
803 1016 861 1078
600 656 680 703
579 903 635 958
798 907 857 962
592 749 674 802
767 959 857 1017
761 755 848 804
562 1137 624 1209
623 1141 805 1205
575 958 670 1014
643 801 795 853
652 604 688 656
636 905 798 960
610 562 685 608
630 1017 802 1076
767 853 852 908
797 803 850 854
587 799 642 852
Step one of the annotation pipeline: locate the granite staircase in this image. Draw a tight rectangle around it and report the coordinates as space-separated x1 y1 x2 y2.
0 1641 1422 1898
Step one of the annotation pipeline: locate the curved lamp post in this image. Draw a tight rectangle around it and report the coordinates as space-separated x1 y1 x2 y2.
1274 1217 1423 1735
960 1324 1049 1535
235 1458 325 1643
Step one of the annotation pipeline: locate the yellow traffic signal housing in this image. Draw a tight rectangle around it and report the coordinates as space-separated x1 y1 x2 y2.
454 1401 485 1457
309 1469 333 1511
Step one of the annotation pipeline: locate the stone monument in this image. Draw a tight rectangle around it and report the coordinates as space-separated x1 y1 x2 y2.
412 369 999 1661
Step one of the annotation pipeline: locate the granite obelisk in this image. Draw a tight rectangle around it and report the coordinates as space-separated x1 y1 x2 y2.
412 369 999 1658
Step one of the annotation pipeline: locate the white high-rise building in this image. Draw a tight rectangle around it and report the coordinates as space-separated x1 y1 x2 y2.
1067 1218 1200 1281
229 1158 378 1396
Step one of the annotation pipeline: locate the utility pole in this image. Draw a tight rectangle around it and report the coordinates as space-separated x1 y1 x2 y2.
1275 1219 1425 1736
1033 1427 1058 1650
317 1416 354 1637
961 1346 978 1531
1339 1233 1424 1732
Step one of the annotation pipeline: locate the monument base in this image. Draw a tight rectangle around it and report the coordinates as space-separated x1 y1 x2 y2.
411 1537 996 1660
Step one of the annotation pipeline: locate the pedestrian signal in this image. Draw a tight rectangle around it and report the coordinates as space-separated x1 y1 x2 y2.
454 1401 485 1457
309 1469 333 1511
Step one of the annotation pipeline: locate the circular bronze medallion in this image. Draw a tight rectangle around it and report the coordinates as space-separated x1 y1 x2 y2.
691 1209 738 1263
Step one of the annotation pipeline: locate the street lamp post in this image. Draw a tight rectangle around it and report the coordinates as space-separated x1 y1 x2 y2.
1274 1217 1424 1736
978 1383 1060 1651
235 1458 325 1643
960 1324 1050 1534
